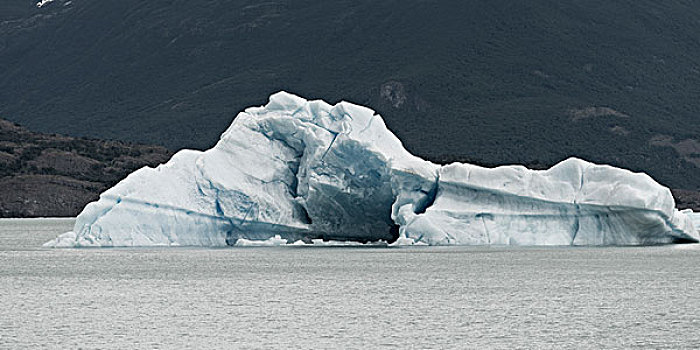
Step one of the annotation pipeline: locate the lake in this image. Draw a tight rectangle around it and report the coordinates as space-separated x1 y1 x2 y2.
1 218 699 349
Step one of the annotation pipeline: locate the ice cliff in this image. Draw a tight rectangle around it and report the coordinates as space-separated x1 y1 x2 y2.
46 92 698 247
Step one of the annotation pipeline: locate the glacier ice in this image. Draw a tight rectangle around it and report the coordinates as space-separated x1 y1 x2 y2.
399 159 698 245
688 210 700 233
45 92 698 247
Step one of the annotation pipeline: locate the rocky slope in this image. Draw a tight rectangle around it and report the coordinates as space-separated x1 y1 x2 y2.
672 189 700 212
0 119 172 217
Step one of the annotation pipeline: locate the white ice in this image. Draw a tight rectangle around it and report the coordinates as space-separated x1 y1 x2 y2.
36 0 55 8
45 92 699 247
687 210 700 234
398 159 697 245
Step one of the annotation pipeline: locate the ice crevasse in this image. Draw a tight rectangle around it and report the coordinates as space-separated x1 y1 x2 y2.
46 92 698 247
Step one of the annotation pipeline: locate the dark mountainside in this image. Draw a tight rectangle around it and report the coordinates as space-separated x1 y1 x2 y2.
1 0 698 212
0 119 172 217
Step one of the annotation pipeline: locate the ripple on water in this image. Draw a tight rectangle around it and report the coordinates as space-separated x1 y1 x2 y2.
1 218 699 349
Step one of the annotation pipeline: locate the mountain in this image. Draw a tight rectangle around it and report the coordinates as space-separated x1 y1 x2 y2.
0 119 171 217
1 0 698 192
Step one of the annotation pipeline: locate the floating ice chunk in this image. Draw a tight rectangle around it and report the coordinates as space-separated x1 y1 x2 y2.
388 236 429 246
234 235 288 246
46 92 698 247
43 231 76 247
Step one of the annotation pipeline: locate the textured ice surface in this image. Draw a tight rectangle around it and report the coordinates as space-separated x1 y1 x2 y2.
46 92 698 247
399 159 697 245
688 211 700 234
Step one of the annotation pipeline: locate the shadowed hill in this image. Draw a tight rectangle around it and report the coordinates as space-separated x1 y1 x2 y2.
1 0 698 192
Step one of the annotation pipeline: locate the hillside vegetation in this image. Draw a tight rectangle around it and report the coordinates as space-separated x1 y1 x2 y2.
0 119 171 217
0 0 698 192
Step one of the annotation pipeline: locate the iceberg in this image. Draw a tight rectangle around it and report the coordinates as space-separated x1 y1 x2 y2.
45 92 698 247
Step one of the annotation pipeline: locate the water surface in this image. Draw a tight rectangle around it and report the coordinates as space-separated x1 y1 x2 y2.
1 218 699 349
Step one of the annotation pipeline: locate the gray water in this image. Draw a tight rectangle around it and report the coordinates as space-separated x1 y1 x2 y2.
1 219 699 349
